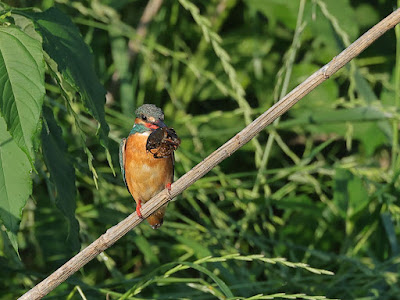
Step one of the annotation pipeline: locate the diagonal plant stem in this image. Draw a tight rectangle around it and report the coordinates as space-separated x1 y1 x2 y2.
19 8 400 300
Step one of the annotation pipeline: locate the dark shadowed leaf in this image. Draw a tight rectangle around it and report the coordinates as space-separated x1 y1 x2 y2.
24 7 112 167
41 106 80 252
381 212 399 256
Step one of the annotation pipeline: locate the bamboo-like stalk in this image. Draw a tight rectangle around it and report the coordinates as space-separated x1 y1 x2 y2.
19 8 400 300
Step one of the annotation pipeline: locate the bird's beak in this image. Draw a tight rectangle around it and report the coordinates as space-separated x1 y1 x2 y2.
155 119 167 128
144 119 167 130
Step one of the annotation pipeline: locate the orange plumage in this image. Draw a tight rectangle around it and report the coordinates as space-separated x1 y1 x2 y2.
119 104 177 229
125 133 173 228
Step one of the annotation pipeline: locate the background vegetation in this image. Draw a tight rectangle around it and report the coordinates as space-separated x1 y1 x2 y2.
1 0 400 299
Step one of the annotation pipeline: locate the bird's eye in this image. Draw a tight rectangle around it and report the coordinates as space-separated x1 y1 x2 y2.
141 114 147 121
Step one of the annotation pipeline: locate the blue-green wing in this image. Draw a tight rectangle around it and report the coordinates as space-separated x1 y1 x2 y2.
119 138 128 190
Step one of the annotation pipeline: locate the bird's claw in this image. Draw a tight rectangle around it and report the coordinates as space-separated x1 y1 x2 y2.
136 200 144 219
166 183 172 199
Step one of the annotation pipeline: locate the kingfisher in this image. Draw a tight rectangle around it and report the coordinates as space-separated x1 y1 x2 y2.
119 104 175 229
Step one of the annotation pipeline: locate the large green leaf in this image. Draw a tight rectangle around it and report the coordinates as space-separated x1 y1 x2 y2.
0 25 45 162
0 115 32 253
41 106 80 252
24 7 111 158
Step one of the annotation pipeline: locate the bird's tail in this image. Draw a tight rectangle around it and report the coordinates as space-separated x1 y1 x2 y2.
146 205 167 229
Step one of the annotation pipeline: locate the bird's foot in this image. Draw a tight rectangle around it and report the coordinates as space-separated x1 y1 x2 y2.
136 200 144 219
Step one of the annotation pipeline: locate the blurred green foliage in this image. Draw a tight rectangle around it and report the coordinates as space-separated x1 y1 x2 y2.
1 0 400 299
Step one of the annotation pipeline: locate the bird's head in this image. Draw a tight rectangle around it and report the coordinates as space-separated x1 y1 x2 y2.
134 104 167 130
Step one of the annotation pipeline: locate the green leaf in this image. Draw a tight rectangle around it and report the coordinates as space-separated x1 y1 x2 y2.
285 106 391 155
308 0 359 52
354 4 379 28
133 235 160 264
23 7 113 170
245 0 299 30
0 25 45 162
12 14 42 43
110 28 134 115
173 233 212 259
354 68 378 104
0 115 32 254
41 106 80 252
284 106 390 128
381 212 399 257
124 260 234 299
179 262 234 298
333 168 369 218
